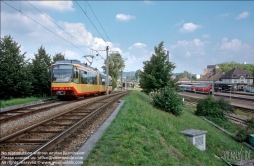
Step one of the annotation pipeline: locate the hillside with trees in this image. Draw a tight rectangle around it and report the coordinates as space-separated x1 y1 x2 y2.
218 61 254 76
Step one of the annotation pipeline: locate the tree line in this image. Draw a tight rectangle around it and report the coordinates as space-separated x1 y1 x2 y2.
0 35 125 100
217 62 254 77
0 35 65 100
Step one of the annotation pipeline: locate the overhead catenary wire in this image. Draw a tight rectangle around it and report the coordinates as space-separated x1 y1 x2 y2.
2 0 88 55
23 0 106 60
24 0 95 51
170 52 204 70
85 0 116 50
75 1 107 46
76 1 119 52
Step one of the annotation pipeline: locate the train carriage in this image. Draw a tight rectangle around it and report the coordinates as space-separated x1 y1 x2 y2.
51 60 112 99
192 84 212 94
179 84 193 92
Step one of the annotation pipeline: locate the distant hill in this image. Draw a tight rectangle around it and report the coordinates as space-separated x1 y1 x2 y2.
122 71 136 77
120 72 202 78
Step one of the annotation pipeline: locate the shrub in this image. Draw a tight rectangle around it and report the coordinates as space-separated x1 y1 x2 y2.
151 86 183 116
247 118 254 132
235 127 249 142
195 96 234 119
236 118 254 142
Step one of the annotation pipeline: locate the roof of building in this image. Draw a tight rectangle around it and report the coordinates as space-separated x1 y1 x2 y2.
207 65 216 69
220 66 254 79
198 68 224 81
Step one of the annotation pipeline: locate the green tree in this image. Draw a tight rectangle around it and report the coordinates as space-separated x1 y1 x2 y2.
31 46 52 97
0 35 33 99
140 41 176 94
135 69 142 82
52 52 65 64
176 70 196 81
102 53 125 90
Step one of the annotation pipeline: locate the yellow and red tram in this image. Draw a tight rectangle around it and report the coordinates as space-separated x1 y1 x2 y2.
51 60 112 99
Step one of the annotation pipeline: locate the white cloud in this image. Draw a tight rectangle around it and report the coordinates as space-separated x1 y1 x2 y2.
143 0 154 5
63 49 80 59
58 22 122 54
35 1 75 12
1 11 55 32
236 11 249 20
129 42 146 50
180 23 201 33
1 10 122 66
171 38 205 56
116 14 135 21
220 13 230 17
202 34 210 39
59 22 94 46
220 38 249 51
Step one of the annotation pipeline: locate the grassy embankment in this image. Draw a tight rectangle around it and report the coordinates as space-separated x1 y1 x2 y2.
83 90 253 166
0 97 48 108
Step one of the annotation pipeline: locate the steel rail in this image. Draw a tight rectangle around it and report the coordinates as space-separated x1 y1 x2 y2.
14 92 128 166
0 92 122 142
0 100 63 122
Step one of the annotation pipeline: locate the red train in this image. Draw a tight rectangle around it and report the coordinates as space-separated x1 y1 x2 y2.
191 84 213 94
179 84 213 94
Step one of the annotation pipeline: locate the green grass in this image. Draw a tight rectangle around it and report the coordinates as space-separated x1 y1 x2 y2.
0 97 47 108
83 91 253 166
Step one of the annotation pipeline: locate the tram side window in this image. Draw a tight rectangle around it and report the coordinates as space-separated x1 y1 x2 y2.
73 67 80 84
89 73 97 85
101 75 105 85
94 74 97 85
99 74 103 85
87 72 92 84
80 71 88 84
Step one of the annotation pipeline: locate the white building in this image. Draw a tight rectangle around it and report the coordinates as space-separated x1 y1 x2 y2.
220 66 253 90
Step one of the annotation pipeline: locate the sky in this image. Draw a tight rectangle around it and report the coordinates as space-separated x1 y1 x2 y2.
1 1 254 75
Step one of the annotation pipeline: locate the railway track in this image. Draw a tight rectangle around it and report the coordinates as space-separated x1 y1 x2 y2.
0 91 129 165
0 100 61 122
0 95 105 124
225 114 248 126
183 91 254 102
179 92 254 113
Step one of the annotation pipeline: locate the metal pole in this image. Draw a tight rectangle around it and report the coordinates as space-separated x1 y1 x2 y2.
129 71 131 89
121 69 123 92
125 75 127 90
212 74 214 97
210 71 214 97
50 67 52 98
230 87 231 102
106 46 109 95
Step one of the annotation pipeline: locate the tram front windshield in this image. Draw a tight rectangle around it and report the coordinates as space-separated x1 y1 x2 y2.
52 65 73 83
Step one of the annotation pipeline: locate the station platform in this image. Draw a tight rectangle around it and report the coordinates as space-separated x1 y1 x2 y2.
214 92 254 101
220 90 254 96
